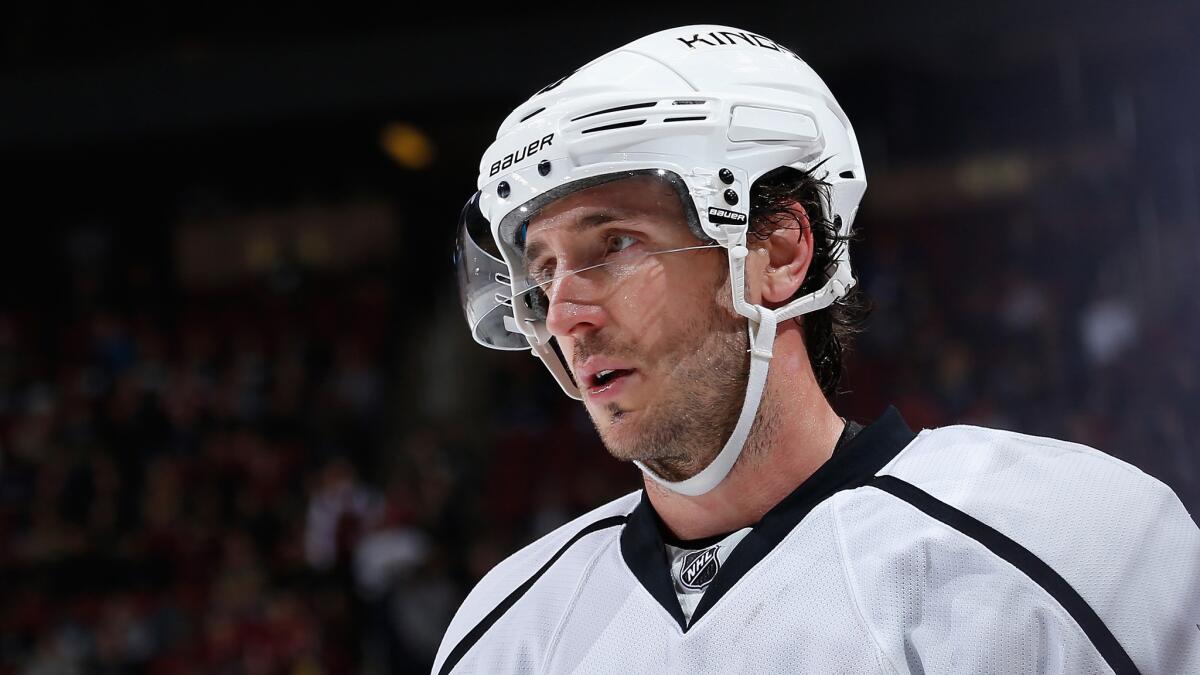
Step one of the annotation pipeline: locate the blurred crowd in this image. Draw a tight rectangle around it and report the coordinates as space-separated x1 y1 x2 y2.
0 275 410 674
1 167 1197 675
844 183 1199 509
0 246 637 675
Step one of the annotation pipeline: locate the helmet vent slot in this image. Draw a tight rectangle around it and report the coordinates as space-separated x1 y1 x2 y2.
572 101 657 122
672 100 706 106
664 116 706 123
581 119 647 134
519 107 546 123
839 170 855 179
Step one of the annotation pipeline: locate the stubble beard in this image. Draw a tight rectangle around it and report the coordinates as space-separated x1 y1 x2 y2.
583 282 780 483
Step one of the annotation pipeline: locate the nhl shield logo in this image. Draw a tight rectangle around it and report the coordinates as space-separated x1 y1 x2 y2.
679 545 721 590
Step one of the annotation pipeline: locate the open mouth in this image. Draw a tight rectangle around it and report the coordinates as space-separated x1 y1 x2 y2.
589 368 635 393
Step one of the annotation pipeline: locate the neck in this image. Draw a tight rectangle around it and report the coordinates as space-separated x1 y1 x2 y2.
643 326 845 540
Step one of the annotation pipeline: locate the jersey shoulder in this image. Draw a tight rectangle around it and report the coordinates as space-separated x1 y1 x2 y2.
876 421 1193 559
433 491 640 673
881 422 1176 510
874 422 1200 674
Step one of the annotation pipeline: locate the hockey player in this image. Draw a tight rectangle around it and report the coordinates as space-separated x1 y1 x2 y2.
443 25 1200 674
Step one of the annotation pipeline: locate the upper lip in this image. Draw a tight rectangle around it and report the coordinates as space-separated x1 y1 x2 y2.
575 357 636 388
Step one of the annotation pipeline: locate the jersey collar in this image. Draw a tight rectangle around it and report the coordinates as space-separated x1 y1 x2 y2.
619 405 917 631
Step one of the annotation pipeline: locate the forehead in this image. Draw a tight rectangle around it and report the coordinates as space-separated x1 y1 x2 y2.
524 174 690 242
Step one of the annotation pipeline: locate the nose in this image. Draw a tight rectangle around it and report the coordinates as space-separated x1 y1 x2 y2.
543 270 608 339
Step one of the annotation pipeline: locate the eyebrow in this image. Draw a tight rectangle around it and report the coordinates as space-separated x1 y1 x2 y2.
522 211 624 272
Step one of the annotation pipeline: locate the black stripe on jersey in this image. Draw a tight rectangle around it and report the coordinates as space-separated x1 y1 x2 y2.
869 475 1142 675
438 515 627 675
622 406 918 631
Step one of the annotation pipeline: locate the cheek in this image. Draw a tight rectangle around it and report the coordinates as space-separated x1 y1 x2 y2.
605 263 671 344
616 257 729 350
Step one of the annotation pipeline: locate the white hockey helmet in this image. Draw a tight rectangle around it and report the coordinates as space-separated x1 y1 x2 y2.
455 25 866 495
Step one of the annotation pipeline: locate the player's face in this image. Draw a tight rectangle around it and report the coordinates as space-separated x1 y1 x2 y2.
524 175 749 481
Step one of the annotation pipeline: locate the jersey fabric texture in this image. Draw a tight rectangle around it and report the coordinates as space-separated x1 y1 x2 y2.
433 407 1200 674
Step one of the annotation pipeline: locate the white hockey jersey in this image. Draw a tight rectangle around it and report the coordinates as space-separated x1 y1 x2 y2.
434 407 1200 674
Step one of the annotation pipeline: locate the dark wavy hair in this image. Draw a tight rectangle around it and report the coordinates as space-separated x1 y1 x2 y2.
748 164 870 399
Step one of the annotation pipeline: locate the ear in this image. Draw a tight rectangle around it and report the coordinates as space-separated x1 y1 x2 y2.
746 200 814 306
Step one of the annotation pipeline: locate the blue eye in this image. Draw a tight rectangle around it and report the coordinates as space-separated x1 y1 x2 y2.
608 234 637 253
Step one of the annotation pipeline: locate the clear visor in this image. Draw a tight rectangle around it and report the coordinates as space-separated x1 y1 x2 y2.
454 191 528 350
503 170 718 326
455 170 720 349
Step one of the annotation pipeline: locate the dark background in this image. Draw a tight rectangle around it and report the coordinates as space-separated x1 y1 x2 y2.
2 1 1198 673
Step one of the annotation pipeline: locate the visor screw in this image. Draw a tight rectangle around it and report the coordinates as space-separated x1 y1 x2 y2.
719 168 735 184
723 189 739 205
497 181 511 198
538 160 552 176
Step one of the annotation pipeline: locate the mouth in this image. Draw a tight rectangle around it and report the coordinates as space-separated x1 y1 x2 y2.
590 368 633 389
583 367 637 401
576 356 639 402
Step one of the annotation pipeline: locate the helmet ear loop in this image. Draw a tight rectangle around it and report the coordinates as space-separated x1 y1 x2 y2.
723 224 765 325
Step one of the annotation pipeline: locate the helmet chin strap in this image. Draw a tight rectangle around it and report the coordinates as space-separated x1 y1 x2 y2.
633 226 779 497
631 221 851 497
633 303 778 496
